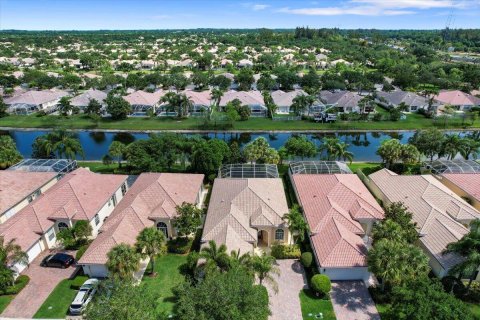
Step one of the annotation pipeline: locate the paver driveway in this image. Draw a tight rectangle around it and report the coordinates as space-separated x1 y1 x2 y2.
267 259 307 320
330 281 380 320
2 250 77 319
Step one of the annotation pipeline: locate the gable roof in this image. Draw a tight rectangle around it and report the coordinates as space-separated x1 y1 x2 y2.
271 89 307 107
202 178 288 254
291 174 383 268
182 90 212 106
0 168 127 252
376 90 429 107
219 90 265 107
70 89 107 107
5 90 68 106
0 171 57 215
319 90 362 109
79 173 204 265
435 90 480 106
123 90 166 106
368 169 480 269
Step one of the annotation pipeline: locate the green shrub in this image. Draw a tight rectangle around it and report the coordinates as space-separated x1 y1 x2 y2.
167 237 193 254
311 274 331 297
300 252 313 268
70 276 89 290
76 244 89 260
271 243 301 259
4 275 30 295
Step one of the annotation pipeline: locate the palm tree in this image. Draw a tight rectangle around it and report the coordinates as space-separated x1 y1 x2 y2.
161 92 193 118
443 220 480 290
37 130 85 160
200 240 230 271
135 227 166 276
251 253 280 293
230 250 252 270
459 138 480 160
291 94 315 116
336 142 354 163
107 244 141 280
440 134 462 160
282 205 309 243
0 237 29 269
210 88 224 111
319 137 341 161
108 141 127 168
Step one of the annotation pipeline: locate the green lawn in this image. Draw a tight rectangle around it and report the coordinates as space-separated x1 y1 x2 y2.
467 303 480 319
77 161 119 173
348 162 382 173
299 289 336 320
0 295 14 314
141 254 188 317
1 113 479 131
33 275 88 319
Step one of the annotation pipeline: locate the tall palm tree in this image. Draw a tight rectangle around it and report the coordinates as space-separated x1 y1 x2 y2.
230 250 252 270
135 227 166 276
459 138 480 160
37 130 84 160
200 240 230 271
319 137 341 161
161 92 193 118
210 88 224 111
282 205 309 243
291 94 315 116
251 253 280 293
107 244 141 280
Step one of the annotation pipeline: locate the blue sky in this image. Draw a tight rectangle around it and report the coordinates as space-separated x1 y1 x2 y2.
1 0 479 30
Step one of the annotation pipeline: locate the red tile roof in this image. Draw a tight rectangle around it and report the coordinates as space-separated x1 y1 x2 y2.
441 173 480 204
292 174 383 268
0 171 57 215
0 168 127 251
79 173 204 265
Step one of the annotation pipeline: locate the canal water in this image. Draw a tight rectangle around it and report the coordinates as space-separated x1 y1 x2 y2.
1 130 475 162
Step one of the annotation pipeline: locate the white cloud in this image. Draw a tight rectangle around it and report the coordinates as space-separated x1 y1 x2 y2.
252 4 270 11
276 0 479 16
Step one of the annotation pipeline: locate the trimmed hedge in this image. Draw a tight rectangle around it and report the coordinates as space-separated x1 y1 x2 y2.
75 244 89 261
300 252 313 268
167 237 193 254
311 274 332 297
271 243 301 259
4 275 29 295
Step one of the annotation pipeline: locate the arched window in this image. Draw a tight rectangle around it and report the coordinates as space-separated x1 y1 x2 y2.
275 229 284 241
156 222 168 238
58 222 69 231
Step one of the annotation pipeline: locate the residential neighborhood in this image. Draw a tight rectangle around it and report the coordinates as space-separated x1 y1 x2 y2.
1 0 480 319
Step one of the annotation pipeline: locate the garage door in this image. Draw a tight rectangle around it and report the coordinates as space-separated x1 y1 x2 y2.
323 267 369 281
12 241 42 274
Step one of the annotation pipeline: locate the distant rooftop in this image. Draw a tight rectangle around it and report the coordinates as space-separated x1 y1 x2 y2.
425 159 480 174
218 164 279 179
8 159 78 174
289 161 352 175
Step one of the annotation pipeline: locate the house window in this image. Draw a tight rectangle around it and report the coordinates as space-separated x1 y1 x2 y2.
94 214 100 226
156 222 168 238
121 183 127 196
58 222 69 231
47 227 55 241
111 194 117 207
275 229 284 241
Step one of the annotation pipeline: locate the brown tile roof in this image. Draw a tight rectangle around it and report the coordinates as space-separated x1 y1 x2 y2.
369 169 480 269
0 171 57 215
441 174 480 204
79 173 204 265
0 168 127 252
202 178 289 254
123 90 166 106
291 174 384 268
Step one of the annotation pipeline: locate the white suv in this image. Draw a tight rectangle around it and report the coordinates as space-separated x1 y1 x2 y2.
69 278 99 315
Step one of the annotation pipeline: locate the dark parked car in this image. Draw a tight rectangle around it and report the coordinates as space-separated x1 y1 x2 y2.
41 253 75 268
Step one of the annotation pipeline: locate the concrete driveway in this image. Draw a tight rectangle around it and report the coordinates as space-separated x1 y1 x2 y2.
330 281 380 320
1 250 77 319
267 259 307 320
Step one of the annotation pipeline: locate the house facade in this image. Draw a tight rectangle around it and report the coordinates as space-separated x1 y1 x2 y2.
123 90 166 115
0 168 128 274
201 178 291 255
70 89 108 111
375 90 430 112
290 172 384 281
435 90 480 111
0 171 58 223
219 90 267 117
78 173 205 278
5 90 69 115
319 90 363 113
